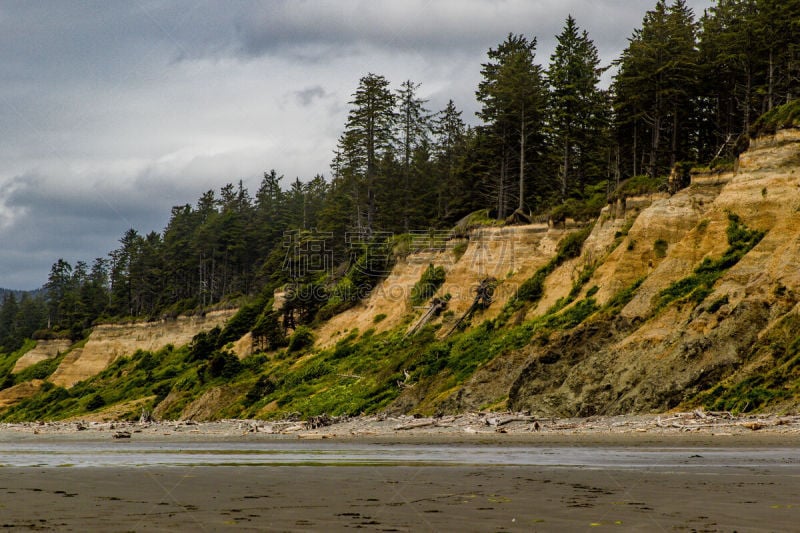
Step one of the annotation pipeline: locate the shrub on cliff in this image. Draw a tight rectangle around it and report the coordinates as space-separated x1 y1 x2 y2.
749 100 800 139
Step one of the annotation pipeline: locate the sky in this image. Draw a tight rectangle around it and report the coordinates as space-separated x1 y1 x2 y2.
0 0 714 290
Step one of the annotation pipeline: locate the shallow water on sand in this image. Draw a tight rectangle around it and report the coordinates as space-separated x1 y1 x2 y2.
1 441 799 468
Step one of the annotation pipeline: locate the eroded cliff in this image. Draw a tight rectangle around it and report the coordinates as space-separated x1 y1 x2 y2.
3 129 800 421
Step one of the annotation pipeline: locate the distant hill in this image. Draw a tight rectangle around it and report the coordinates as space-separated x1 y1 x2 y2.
0 288 43 301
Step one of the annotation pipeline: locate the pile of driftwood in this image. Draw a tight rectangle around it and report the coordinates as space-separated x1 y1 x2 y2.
393 413 539 432
285 410 800 437
7 410 799 439
653 410 800 432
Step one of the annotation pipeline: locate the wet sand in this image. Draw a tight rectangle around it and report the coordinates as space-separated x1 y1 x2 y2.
2 463 799 531
1 414 799 531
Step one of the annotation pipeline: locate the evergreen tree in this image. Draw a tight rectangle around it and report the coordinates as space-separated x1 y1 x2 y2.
548 15 609 199
304 174 329 230
613 0 699 178
432 100 467 222
395 80 431 231
82 257 109 319
109 229 140 316
0 293 19 350
698 0 800 160
15 294 47 343
477 34 548 217
337 73 396 233
45 258 73 330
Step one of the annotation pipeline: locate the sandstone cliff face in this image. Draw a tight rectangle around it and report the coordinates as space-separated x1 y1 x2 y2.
314 249 448 347
315 224 573 346
12 339 72 373
49 310 235 389
299 130 800 418
0 380 44 408
504 129 800 416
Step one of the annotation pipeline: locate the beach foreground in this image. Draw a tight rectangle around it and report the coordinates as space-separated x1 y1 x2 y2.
0 413 798 531
2 463 799 531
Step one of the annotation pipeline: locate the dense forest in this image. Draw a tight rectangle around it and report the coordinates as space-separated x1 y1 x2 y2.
1 0 798 354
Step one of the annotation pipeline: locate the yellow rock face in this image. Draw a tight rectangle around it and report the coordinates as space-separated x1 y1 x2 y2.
506 129 800 416
49 309 236 389
12 339 72 373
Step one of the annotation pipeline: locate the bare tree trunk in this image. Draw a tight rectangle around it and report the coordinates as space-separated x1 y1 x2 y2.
671 104 678 169
498 147 506 219
518 110 526 212
561 135 569 201
366 110 375 234
649 112 660 178
743 64 753 134
633 121 638 176
403 107 411 232
768 48 774 111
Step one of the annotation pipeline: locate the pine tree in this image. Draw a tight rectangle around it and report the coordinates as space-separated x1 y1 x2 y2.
432 100 466 221
548 15 608 200
338 73 396 233
613 0 699 178
303 174 329 230
0 293 19 350
665 0 701 167
752 0 800 111
14 294 46 344
45 258 74 330
395 80 431 231
698 0 800 159
477 34 548 217
109 229 140 316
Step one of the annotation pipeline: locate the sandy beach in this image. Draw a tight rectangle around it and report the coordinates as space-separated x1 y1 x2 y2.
2 463 799 531
0 413 798 531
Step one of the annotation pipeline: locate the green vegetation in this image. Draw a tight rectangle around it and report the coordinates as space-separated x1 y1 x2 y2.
0 340 37 389
12 353 65 383
694 313 800 413
451 241 468 262
653 239 668 258
288 326 314 352
2 0 798 420
653 214 764 311
410 264 446 306
610 175 666 201
452 210 505 237
506 225 593 313
602 278 645 316
749 100 800 139
3 1 792 351
548 182 609 223
0 264 641 422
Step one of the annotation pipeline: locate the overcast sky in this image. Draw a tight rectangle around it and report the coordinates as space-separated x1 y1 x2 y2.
0 0 714 290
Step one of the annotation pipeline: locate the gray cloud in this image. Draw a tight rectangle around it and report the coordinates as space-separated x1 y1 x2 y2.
294 85 331 107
